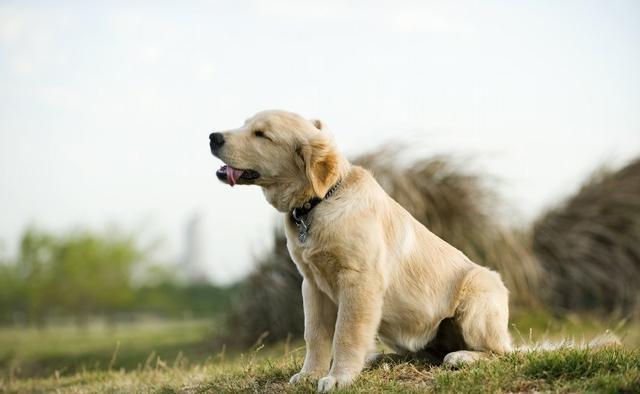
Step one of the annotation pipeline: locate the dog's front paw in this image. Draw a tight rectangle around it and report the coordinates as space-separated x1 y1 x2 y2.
289 370 323 384
317 374 355 392
289 372 306 384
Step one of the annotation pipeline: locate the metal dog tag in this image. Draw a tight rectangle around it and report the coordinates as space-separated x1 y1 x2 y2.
297 220 308 243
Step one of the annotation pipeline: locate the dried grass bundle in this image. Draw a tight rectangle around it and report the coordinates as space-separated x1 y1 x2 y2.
532 158 640 316
221 230 303 347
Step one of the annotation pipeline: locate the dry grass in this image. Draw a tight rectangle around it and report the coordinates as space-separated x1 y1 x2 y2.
532 157 640 316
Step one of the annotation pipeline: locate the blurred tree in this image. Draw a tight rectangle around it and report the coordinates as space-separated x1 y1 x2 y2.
0 259 23 323
1 228 142 325
50 231 140 324
0 227 238 326
18 229 57 326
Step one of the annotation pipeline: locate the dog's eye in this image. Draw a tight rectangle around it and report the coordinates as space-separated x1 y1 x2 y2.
254 130 266 138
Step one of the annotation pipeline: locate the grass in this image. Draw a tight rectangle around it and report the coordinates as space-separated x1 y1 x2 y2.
0 318 217 379
2 346 639 393
1 316 639 393
431 348 640 393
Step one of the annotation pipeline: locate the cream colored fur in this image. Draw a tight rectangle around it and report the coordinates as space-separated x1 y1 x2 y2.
213 110 513 392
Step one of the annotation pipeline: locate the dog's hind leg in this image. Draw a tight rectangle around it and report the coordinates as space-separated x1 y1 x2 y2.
443 267 512 366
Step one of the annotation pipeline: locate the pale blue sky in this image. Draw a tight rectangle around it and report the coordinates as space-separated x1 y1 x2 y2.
1 0 639 282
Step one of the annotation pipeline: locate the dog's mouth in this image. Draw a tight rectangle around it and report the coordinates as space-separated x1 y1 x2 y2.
216 165 260 186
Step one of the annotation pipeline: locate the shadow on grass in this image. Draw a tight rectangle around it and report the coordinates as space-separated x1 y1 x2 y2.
366 351 442 370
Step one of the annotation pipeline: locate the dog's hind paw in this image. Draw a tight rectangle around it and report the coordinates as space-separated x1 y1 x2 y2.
443 350 487 366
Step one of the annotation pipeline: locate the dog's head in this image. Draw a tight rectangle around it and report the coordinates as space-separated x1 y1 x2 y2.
209 110 345 212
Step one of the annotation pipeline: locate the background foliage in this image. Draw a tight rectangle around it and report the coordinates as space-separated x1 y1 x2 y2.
0 228 234 326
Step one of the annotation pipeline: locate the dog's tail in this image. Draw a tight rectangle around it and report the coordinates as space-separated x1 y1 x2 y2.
513 331 621 353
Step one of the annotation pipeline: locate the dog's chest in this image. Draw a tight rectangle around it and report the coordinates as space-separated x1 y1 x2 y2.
285 220 340 302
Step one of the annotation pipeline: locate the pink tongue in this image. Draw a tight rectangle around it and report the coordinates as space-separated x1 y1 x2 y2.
226 165 244 187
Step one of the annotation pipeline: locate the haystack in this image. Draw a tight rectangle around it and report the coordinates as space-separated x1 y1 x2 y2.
532 158 640 316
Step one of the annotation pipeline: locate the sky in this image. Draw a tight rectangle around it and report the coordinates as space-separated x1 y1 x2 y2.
1 0 639 283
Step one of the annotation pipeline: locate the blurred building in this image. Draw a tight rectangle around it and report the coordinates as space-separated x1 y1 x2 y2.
182 213 209 283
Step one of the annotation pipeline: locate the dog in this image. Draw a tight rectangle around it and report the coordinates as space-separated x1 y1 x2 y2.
209 110 513 392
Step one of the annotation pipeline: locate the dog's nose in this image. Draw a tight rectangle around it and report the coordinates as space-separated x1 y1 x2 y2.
209 132 225 148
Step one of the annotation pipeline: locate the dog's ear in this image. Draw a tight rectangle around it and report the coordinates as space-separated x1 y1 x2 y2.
310 119 324 131
300 139 339 197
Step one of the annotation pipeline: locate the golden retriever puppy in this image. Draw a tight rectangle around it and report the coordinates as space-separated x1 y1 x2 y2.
209 110 512 392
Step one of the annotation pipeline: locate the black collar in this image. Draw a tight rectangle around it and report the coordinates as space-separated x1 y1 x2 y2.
290 179 342 243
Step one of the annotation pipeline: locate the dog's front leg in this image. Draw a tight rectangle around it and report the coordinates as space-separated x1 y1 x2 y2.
317 274 382 392
290 279 337 383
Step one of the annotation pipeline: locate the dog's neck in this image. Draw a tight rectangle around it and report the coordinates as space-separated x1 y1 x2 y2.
262 156 351 213
292 178 343 217
288 178 343 243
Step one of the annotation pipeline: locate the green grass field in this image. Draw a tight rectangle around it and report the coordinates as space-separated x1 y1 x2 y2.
0 319 217 380
1 315 639 393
